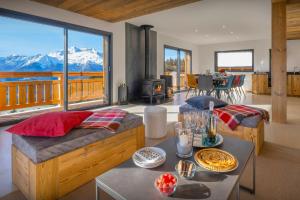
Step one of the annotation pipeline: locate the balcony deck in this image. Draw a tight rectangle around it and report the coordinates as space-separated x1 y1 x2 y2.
0 71 106 124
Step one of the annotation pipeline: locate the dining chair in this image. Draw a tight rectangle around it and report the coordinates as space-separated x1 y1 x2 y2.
186 74 198 98
232 75 241 98
197 74 214 96
214 75 235 102
238 75 246 95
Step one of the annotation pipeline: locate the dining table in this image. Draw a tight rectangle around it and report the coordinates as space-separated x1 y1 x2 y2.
195 74 228 99
212 75 227 99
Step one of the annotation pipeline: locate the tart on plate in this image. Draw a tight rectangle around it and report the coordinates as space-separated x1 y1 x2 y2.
194 148 238 172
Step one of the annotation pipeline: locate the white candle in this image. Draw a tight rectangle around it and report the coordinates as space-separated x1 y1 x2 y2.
179 135 189 146
177 134 192 155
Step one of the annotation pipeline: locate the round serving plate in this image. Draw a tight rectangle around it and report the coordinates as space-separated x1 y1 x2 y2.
194 148 239 173
193 134 224 148
132 147 166 168
133 157 166 168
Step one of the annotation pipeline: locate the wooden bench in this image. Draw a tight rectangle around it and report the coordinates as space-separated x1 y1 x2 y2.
178 113 264 155
11 114 145 200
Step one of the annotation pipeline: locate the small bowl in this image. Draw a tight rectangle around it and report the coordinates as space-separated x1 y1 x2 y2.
175 160 197 179
154 174 178 196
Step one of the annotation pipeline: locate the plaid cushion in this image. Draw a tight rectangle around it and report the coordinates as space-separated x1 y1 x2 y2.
80 109 127 132
213 105 269 130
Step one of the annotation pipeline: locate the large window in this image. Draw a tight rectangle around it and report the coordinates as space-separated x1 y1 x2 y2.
0 9 112 116
215 49 254 72
67 30 109 110
164 45 192 91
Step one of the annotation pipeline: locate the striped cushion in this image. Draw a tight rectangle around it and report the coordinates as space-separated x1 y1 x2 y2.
80 109 127 132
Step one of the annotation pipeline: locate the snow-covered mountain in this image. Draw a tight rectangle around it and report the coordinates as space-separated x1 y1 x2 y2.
0 47 103 72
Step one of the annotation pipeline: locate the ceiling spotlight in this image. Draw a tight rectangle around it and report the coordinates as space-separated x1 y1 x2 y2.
230 31 234 34
222 25 226 29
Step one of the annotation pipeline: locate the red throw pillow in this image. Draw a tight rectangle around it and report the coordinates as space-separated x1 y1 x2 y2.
6 111 93 137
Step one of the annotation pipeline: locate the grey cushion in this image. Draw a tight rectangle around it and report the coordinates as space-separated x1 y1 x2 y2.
186 96 228 110
239 115 262 128
179 103 200 113
179 104 262 128
12 113 143 163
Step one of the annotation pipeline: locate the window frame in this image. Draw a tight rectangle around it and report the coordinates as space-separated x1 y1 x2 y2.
0 8 113 110
163 45 192 91
214 49 254 72
163 45 192 74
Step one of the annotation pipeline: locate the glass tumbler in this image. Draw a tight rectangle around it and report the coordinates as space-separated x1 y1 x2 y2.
175 125 193 158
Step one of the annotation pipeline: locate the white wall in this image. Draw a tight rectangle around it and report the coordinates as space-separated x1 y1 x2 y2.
197 39 271 91
287 40 300 72
196 39 300 90
197 39 271 73
156 33 200 78
0 0 126 103
197 39 300 74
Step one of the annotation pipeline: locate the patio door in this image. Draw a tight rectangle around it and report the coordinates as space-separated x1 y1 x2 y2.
164 45 192 92
66 29 111 110
0 10 113 121
179 49 192 90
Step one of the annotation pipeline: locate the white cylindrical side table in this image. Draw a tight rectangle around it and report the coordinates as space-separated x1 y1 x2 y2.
144 106 167 139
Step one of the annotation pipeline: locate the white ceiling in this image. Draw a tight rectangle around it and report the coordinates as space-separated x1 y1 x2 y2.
127 0 271 45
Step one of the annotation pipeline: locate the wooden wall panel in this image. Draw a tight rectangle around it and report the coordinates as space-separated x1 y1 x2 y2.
288 74 300 96
252 74 271 95
287 3 300 39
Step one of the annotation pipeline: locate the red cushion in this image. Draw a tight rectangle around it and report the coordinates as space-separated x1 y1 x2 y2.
6 111 93 137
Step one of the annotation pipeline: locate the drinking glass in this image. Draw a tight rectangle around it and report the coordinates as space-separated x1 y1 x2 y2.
183 111 209 147
183 112 193 129
175 125 193 158
174 121 183 130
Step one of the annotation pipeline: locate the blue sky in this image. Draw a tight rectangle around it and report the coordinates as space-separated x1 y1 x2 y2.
165 48 177 60
0 16 103 57
165 48 188 60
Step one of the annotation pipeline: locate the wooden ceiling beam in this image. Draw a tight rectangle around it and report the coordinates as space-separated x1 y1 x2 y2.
31 0 200 22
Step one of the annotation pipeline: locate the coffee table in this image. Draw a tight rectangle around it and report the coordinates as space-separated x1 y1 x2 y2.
95 135 255 200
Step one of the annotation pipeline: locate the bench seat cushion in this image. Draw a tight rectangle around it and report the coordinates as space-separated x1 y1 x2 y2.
12 113 143 163
179 104 262 128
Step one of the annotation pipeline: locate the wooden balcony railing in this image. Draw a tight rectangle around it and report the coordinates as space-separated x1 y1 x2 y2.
0 72 105 111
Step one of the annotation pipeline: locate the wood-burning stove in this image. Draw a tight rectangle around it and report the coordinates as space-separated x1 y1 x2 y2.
160 75 173 98
142 79 165 104
140 24 165 104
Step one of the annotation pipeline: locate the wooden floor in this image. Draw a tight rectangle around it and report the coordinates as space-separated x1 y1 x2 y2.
1 92 300 199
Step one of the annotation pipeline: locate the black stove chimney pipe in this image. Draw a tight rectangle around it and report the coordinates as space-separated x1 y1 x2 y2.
140 24 154 79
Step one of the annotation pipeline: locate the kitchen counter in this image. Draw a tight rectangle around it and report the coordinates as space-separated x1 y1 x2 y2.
252 73 300 96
